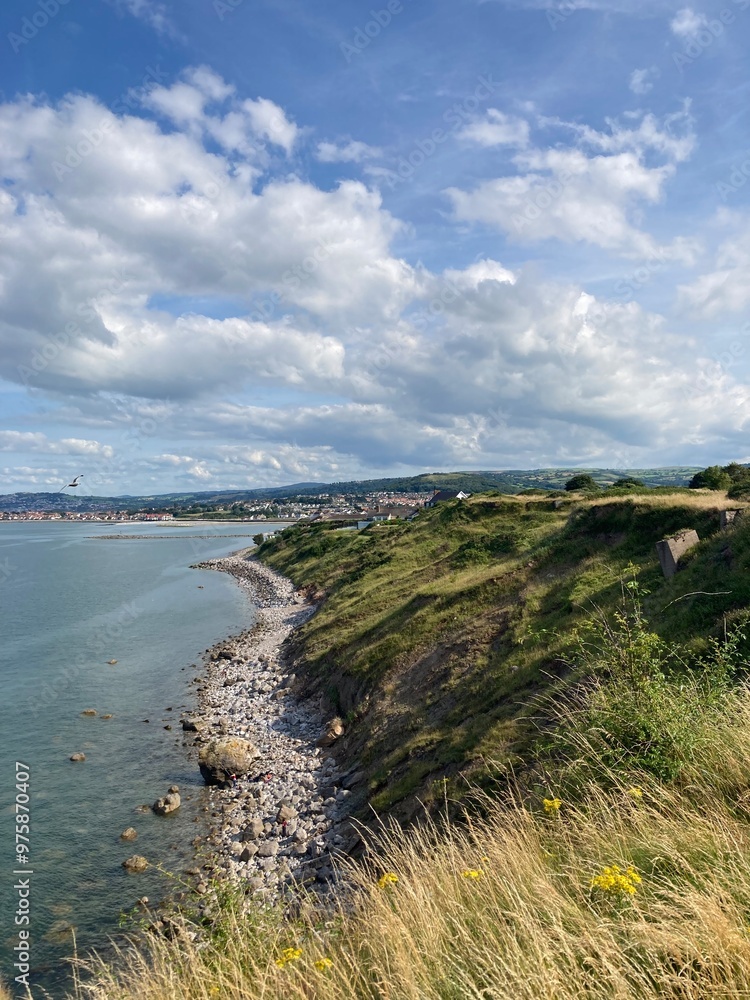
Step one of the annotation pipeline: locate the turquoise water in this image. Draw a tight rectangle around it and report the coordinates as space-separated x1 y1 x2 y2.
0 521 283 997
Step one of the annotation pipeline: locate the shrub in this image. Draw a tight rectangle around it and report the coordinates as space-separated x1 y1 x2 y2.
565 474 600 492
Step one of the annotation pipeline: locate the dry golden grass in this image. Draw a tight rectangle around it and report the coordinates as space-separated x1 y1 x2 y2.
78 758 750 1000
584 490 747 512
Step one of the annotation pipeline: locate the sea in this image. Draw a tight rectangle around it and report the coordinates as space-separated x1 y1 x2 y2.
0 519 287 998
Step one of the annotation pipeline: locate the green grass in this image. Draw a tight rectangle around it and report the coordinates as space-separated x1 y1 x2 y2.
257 492 750 814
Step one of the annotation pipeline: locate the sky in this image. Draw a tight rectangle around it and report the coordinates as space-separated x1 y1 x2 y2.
0 0 749 495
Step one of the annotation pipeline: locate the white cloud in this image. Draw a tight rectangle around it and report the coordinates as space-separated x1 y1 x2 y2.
446 110 697 259
670 7 708 38
0 74 745 489
457 109 530 148
0 431 114 458
316 139 382 163
242 97 299 154
629 67 657 95
678 224 750 317
116 0 175 37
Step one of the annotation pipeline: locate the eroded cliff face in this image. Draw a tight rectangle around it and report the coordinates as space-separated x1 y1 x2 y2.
259 493 750 820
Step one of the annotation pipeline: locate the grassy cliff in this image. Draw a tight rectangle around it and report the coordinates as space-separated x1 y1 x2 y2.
257 491 750 814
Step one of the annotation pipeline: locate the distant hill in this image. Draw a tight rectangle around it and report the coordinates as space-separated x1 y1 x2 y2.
0 468 701 512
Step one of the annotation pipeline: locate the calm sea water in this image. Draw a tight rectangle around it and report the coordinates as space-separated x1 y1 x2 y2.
0 521 285 997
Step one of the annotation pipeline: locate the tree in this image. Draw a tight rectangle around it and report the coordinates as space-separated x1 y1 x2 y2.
565 474 600 492
689 466 732 491
612 477 645 489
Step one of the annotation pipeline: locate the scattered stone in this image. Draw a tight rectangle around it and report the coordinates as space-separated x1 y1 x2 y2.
122 855 149 873
69 752 86 762
241 818 264 841
189 553 356 901
257 840 279 858
101 714 113 720
120 828 138 841
107 659 118 665
81 709 97 717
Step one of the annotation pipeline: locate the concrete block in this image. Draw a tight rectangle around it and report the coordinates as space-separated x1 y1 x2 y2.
656 529 700 579
720 509 744 531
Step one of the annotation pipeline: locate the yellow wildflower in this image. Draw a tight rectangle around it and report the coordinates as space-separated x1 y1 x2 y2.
209 989 219 997
377 872 399 889
275 947 303 968
314 958 333 971
627 786 643 799
590 864 642 895
461 868 483 879
543 797 562 815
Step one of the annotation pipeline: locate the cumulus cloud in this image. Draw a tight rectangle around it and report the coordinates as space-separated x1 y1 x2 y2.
678 224 750 317
446 109 697 259
0 72 745 491
670 7 708 38
0 431 113 458
457 109 530 148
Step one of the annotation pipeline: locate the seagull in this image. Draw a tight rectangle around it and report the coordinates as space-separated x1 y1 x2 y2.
58 475 83 494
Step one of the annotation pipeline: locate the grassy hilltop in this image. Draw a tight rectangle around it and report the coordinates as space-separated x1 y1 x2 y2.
258 489 750 814
56 487 750 1000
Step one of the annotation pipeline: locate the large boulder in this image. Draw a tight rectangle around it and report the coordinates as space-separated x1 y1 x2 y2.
198 737 259 786
153 791 181 815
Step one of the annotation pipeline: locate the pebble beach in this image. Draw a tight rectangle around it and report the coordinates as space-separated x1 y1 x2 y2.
185 549 360 901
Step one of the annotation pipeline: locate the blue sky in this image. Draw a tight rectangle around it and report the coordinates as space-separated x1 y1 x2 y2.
0 0 749 493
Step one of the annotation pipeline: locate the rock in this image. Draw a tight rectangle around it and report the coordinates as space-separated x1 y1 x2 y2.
69 752 86 762
153 792 181 816
198 737 259 786
81 709 97 717
276 803 297 823
317 717 344 747
120 828 138 841
101 714 113 720
241 818 264 841
168 785 179 794
181 718 204 733
239 844 258 862
257 840 279 858
164 725 172 731
293 829 308 844
134 804 151 814
107 659 118 665
122 855 149 873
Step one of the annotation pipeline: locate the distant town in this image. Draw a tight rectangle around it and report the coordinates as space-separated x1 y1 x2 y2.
0 491 437 523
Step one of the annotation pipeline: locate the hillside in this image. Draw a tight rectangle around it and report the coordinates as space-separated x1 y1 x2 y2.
258 489 750 816
0 467 700 512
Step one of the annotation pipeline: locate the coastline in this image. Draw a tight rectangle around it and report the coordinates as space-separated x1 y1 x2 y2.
185 549 359 900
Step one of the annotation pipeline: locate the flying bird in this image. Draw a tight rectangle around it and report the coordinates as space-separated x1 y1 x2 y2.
58 475 83 493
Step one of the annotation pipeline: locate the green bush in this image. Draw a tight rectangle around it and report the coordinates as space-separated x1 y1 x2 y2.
565 474 600 492
545 579 746 786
